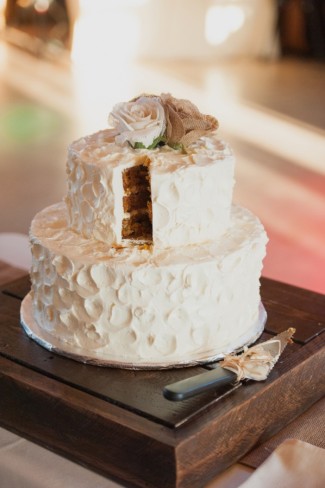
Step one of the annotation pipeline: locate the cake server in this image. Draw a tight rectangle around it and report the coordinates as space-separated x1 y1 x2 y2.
163 328 295 401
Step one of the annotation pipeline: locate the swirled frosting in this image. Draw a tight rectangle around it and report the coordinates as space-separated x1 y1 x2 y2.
29 203 268 366
65 130 235 248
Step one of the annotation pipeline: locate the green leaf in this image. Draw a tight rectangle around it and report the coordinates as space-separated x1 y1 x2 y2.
131 135 167 150
133 142 146 149
146 135 166 150
167 142 186 153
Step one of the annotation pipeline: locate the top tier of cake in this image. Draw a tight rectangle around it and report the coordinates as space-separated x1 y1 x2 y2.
65 129 235 249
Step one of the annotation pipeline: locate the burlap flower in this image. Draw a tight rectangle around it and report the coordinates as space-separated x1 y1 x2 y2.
160 93 219 147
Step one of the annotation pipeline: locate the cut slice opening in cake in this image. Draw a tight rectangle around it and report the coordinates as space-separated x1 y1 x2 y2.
122 158 152 243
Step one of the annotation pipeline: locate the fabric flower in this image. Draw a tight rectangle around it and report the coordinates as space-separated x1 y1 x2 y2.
109 96 165 149
160 93 219 147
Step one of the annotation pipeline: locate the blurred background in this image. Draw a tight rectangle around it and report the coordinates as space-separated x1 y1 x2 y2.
0 0 324 293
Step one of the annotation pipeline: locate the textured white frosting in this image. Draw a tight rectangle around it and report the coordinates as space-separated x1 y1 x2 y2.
65 130 235 248
29 203 268 365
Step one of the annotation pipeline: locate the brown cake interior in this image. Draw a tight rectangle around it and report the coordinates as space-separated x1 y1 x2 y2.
122 159 152 242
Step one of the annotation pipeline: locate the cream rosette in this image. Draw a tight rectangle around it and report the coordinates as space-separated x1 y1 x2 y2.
109 96 166 149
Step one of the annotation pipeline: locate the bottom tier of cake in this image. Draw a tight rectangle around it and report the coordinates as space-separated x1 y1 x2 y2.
25 203 268 368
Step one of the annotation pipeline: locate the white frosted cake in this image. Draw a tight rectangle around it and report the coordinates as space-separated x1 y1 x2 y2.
23 94 268 368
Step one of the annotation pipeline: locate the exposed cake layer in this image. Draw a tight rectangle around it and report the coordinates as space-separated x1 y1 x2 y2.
122 163 152 241
29 202 268 366
65 130 235 249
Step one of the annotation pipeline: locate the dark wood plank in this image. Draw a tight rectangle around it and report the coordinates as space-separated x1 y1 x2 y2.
1 274 30 299
1 332 324 488
261 277 325 318
0 355 177 488
261 277 325 343
173 334 325 488
264 300 324 344
0 260 27 286
0 293 238 428
0 276 324 487
240 397 325 469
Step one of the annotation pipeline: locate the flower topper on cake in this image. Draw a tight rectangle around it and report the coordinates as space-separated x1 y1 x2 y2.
108 93 219 150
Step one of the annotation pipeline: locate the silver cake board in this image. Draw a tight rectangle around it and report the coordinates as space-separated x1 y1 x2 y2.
20 293 267 370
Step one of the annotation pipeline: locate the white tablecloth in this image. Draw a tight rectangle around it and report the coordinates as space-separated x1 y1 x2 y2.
0 427 253 488
0 427 120 488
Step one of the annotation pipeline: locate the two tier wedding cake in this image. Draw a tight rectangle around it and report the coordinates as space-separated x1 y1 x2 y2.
21 94 268 368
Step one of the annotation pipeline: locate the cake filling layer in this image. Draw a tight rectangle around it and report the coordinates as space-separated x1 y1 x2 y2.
122 164 152 242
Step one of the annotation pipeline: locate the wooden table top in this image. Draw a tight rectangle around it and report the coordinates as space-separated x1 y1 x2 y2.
0 264 324 488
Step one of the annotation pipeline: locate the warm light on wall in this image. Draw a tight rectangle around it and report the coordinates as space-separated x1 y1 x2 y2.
205 5 246 45
71 0 141 65
70 0 146 132
0 0 6 29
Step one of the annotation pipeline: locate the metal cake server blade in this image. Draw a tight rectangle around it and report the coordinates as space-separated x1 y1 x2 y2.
163 328 295 401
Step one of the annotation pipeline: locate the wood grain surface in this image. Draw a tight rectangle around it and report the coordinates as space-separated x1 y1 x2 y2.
0 275 324 488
